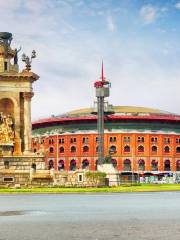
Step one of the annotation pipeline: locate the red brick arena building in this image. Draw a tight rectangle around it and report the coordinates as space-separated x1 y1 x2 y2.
32 106 180 182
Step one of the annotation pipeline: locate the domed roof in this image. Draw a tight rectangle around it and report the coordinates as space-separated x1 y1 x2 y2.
65 106 173 117
32 105 180 131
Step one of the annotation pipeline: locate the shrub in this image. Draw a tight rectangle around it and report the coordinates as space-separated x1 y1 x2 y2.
85 171 106 186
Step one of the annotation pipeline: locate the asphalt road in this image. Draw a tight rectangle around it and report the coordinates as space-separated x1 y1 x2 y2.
0 192 180 240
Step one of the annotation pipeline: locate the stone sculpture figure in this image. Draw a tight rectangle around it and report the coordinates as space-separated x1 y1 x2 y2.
14 47 21 64
0 113 14 144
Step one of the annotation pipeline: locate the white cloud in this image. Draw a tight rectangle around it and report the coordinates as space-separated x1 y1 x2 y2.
175 2 180 10
24 0 53 15
0 0 180 119
140 5 157 24
0 0 21 11
107 14 116 32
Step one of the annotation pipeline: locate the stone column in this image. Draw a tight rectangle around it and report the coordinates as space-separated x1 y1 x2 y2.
23 92 34 154
13 98 22 155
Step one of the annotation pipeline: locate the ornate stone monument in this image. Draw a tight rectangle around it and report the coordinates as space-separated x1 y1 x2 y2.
0 32 46 186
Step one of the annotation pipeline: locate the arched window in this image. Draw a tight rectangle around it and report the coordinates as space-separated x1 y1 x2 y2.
176 147 180 153
0 98 14 116
49 139 54 144
124 145 130 153
83 146 89 153
164 146 170 153
151 137 158 143
58 160 64 171
33 148 37 153
71 146 76 153
109 145 116 154
59 147 64 153
138 159 145 171
123 159 131 171
138 145 144 153
70 159 76 171
49 147 54 153
176 160 180 171
82 159 89 169
152 146 157 153
137 137 144 142
164 159 171 171
151 160 158 171
112 159 117 168
48 160 54 169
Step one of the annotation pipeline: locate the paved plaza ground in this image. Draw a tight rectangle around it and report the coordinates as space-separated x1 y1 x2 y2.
0 192 179 240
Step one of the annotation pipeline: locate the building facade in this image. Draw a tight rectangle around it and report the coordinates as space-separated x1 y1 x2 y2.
32 106 180 180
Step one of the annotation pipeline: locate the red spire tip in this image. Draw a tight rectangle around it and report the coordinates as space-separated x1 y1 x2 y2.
101 60 105 81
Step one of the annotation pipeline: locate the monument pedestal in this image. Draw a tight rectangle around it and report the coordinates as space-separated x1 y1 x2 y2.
0 155 45 187
97 163 120 186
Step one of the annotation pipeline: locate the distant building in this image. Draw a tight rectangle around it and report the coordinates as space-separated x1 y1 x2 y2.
32 106 180 181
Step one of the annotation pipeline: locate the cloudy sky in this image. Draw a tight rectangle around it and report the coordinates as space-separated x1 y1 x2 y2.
1 0 180 119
